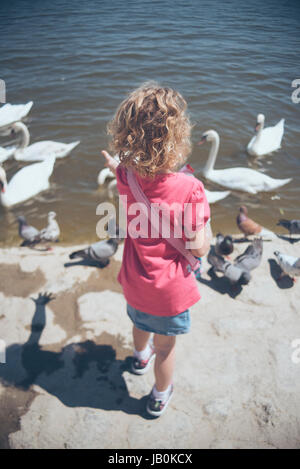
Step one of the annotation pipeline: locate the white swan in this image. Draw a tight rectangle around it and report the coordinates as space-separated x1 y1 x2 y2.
10 122 80 162
97 166 115 186
101 162 231 204
0 101 33 129
106 177 230 204
97 154 120 186
247 114 285 156
0 146 15 164
0 157 55 207
180 163 230 204
199 130 291 194
204 189 230 204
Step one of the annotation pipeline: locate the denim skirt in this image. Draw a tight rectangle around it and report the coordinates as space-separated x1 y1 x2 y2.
127 303 191 336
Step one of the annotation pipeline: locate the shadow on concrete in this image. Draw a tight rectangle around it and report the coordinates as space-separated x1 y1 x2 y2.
0 293 152 419
268 259 294 289
276 234 300 245
197 267 243 299
64 259 109 269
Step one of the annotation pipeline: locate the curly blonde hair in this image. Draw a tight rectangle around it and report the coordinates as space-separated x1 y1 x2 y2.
107 82 192 178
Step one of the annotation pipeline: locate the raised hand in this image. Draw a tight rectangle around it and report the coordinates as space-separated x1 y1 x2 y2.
101 150 119 175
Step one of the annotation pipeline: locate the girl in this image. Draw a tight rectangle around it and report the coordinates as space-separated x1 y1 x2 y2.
102 82 211 417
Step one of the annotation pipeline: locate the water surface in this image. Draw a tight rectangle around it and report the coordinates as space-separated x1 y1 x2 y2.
0 0 299 245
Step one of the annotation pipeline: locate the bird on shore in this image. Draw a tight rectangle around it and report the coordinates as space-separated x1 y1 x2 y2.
10 122 80 162
40 211 60 242
237 206 276 239
234 238 263 272
17 215 40 246
207 248 251 286
277 219 300 237
274 251 300 281
247 114 285 157
69 228 123 266
198 130 291 194
215 233 234 257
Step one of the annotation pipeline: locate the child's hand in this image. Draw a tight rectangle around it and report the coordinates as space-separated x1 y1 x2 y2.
101 150 118 175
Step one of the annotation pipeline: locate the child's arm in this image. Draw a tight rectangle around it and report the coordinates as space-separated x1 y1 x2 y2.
101 150 119 175
188 220 212 258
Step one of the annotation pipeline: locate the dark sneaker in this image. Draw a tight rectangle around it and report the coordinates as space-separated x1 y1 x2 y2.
146 385 174 417
131 346 155 375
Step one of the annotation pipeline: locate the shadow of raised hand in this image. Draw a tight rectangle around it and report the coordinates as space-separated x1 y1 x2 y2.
31 292 56 305
17 291 63 388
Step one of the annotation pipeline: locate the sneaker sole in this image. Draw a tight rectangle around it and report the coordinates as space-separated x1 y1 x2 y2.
131 353 156 375
146 390 173 417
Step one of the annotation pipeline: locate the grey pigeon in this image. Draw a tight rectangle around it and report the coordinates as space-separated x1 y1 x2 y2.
40 211 60 242
215 233 234 256
234 238 263 272
207 249 228 273
277 219 300 236
274 251 300 280
17 215 40 245
207 248 251 285
69 234 122 265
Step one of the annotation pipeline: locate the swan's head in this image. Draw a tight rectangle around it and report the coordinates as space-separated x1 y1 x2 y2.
255 113 265 132
48 211 56 220
198 130 219 145
0 165 7 193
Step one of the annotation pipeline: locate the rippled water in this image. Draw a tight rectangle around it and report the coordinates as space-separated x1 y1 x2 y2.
0 0 299 246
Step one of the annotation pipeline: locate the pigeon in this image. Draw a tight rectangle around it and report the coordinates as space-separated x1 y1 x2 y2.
17 215 40 246
274 251 300 281
237 206 276 239
69 224 123 265
215 233 234 257
207 248 251 285
277 219 300 237
69 239 120 265
234 238 263 272
39 211 60 242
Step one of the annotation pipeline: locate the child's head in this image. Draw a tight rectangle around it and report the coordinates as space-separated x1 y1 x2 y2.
108 82 191 178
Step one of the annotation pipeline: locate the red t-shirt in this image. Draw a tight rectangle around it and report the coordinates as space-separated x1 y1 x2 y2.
116 165 210 316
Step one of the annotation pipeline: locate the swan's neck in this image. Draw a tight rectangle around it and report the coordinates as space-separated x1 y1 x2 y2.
12 122 30 149
203 134 219 175
255 121 265 145
0 167 7 193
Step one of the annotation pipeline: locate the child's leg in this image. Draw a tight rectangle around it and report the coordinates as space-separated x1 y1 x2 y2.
153 334 176 391
132 325 151 352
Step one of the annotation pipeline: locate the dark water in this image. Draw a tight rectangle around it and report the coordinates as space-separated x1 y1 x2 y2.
0 0 300 245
